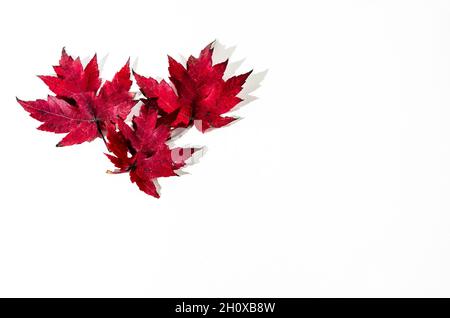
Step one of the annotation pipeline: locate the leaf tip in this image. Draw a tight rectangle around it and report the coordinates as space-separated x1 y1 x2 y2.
61 47 68 58
207 40 216 49
167 55 176 63
123 58 131 69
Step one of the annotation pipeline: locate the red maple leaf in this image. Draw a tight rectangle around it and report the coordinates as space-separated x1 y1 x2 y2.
134 42 252 132
17 49 136 146
106 105 197 198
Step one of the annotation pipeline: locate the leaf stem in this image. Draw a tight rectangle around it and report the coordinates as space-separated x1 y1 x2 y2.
95 120 110 152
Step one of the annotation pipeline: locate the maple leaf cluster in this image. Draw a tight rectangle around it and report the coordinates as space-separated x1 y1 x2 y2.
17 43 253 198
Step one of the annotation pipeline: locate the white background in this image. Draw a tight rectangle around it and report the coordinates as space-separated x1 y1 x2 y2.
1 0 450 297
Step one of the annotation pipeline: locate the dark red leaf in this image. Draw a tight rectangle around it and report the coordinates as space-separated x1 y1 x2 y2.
18 49 137 146
135 42 252 132
106 105 197 198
